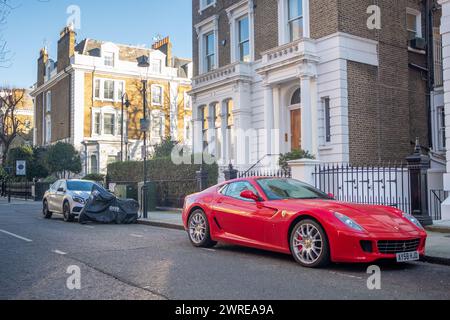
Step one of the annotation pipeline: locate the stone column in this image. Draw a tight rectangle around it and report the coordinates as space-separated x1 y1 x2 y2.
439 0 450 219
263 83 274 156
300 75 313 154
221 100 229 165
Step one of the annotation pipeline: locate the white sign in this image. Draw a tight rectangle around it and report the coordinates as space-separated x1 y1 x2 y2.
16 161 26 176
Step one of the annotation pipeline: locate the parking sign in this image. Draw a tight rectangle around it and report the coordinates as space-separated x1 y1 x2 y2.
16 160 26 176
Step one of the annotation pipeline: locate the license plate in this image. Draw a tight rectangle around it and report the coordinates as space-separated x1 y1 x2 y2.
396 251 420 263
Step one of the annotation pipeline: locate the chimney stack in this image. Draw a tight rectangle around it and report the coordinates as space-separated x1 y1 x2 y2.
152 36 173 67
37 47 48 86
57 25 76 72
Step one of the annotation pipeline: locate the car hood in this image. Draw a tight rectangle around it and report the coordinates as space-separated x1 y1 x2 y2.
69 190 91 200
269 199 418 233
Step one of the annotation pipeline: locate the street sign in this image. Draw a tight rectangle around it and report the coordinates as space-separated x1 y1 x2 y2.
140 119 150 132
16 160 26 176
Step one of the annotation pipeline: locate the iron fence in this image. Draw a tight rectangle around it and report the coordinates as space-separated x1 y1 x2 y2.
3 182 32 200
313 163 411 214
430 190 448 221
239 168 292 179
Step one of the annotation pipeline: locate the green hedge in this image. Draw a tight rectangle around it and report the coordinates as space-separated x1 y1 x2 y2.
107 157 218 207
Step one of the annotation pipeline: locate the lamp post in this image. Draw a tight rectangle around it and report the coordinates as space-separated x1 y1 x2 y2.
121 93 131 162
138 55 150 218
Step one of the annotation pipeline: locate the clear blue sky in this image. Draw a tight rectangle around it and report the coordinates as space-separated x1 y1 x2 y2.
0 0 192 88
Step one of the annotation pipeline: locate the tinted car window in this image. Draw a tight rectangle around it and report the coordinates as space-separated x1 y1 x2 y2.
225 181 259 202
257 179 330 200
67 181 95 192
52 181 61 191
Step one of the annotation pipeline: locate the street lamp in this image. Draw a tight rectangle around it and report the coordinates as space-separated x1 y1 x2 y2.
120 93 131 162
138 54 150 218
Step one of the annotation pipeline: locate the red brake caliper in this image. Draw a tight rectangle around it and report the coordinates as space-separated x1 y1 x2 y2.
297 235 303 251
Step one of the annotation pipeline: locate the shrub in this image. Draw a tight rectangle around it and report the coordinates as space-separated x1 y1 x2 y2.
83 174 105 183
107 156 219 208
279 149 315 172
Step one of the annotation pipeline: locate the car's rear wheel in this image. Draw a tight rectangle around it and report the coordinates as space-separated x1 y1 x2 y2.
290 219 330 268
188 209 216 248
63 202 74 223
43 200 52 219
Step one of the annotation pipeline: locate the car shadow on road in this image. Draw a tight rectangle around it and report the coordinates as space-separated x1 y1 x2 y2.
214 243 420 273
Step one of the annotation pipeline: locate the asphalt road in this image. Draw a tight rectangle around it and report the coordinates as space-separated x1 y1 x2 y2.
1 201 449 300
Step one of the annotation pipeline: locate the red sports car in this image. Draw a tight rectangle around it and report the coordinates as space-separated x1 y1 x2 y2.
182 177 427 268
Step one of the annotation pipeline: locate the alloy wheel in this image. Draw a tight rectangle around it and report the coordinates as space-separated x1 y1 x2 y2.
189 212 207 245
292 223 324 266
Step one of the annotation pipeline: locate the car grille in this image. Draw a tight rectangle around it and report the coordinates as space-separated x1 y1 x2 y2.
377 239 421 254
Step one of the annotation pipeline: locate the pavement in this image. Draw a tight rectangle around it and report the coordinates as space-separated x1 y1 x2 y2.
1 201 450 300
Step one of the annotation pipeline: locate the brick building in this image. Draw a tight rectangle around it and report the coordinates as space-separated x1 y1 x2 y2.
30 27 193 175
190 0 433 171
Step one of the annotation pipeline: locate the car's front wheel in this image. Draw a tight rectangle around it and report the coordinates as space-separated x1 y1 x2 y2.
43 200 52 219
188 209 217 248
63 201 75 223
290 219 330 268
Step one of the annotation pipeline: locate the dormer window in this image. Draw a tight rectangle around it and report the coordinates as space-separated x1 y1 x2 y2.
104 52 115 67
152 59 162 74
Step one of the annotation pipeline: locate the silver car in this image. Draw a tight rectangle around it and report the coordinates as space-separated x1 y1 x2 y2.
43 180 98 222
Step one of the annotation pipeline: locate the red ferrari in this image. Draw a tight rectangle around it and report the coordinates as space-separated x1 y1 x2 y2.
182 177 427 268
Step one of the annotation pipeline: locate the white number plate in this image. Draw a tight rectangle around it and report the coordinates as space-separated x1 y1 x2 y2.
396 251 420 263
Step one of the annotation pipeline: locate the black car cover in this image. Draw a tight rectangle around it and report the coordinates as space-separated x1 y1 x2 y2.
79 184 139 224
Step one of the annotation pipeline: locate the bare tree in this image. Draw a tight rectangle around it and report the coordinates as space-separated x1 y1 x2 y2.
0 87 27 164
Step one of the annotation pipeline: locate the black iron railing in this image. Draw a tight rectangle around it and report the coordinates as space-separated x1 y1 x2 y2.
430 190 448 221
313 163 411 214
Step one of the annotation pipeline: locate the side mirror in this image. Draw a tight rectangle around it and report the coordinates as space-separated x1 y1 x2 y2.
57 187 65 193
240 190 260 202
328 193 335 199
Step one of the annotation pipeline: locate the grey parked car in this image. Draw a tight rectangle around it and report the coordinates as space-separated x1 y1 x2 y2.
43 180 98 222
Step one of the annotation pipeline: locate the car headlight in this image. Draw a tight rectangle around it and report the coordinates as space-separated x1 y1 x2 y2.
403 213 424 230
334 212 364 232
73 197 85 205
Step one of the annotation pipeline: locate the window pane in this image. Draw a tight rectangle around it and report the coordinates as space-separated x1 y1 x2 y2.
104 80 114 100
94 113 101 135
206 33 215 55
288 0 302 19
94 80 100 98
289 17 303 41
239 41 250 62
104 114 115 135
324 98 331 143
152 86 162 105
104 52 114 67
407 14 417 32
239 17 249 43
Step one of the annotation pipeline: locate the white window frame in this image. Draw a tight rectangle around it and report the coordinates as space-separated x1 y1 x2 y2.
45 115 51 144
150 110 165 142
406 8 422 40
199 0 216 14
93 78 125 102
437 106 446 151
92 111 102 136
91 106 119 137
46 91 52 112
277 0 310 45
227 0 255 63
195 15 219 74
151 85 164 106
151 59 162 74
104 51 115 67
184 92 192 110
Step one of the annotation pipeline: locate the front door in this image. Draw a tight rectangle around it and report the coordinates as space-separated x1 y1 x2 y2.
290 109 301 150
